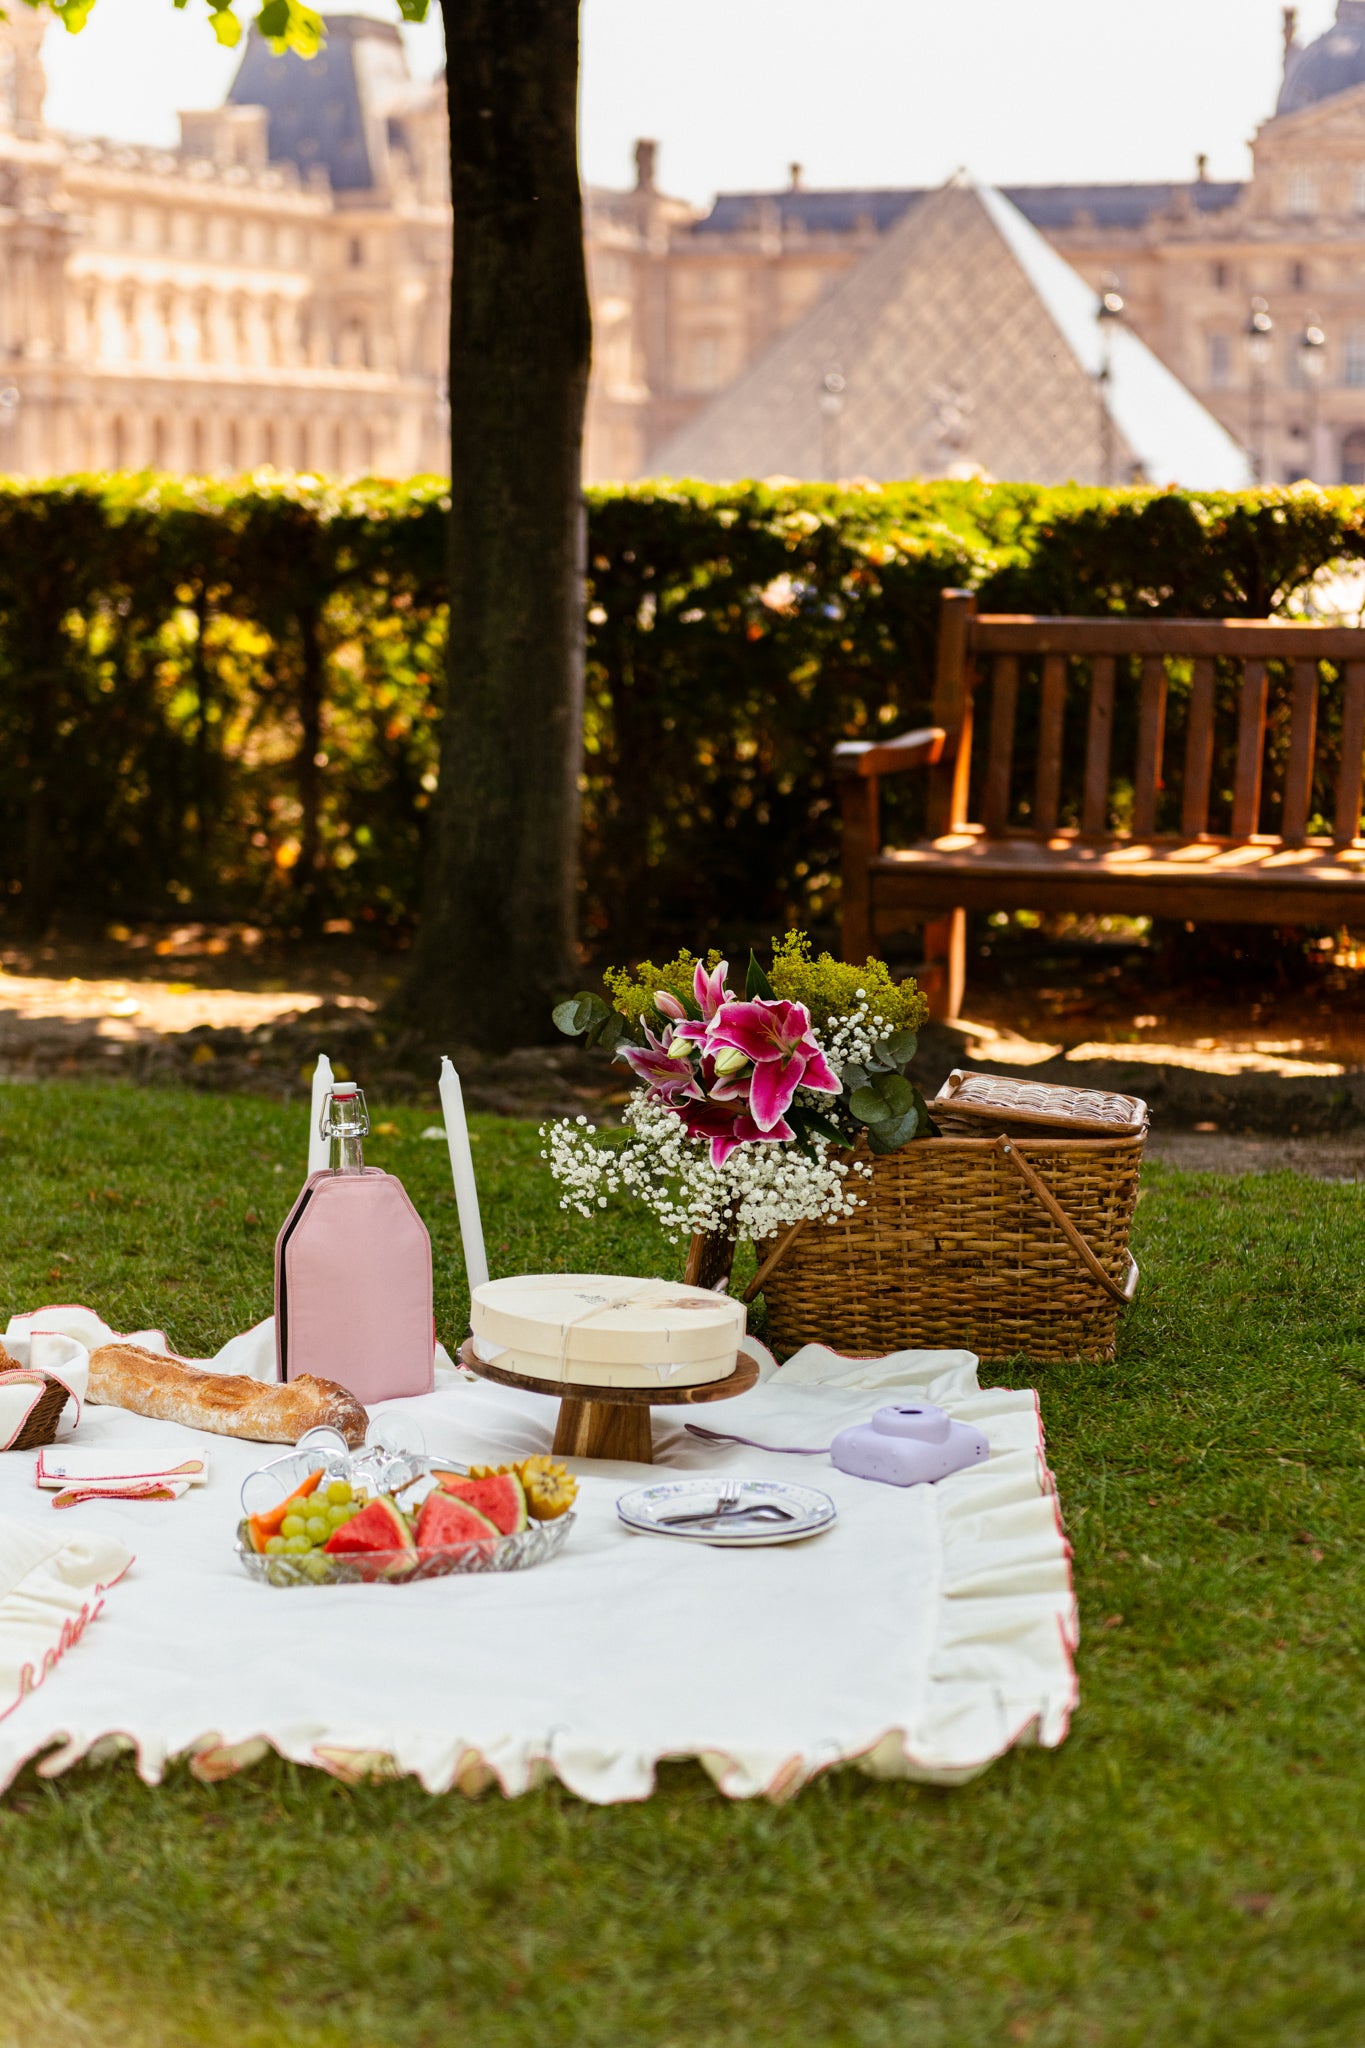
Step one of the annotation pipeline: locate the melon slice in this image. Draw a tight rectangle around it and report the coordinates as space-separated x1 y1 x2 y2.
415 1490 500 1558
323 1495 415 1579
432 1470 528 1535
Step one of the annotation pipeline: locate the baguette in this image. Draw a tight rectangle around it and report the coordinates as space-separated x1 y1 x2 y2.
87 1342 368 1447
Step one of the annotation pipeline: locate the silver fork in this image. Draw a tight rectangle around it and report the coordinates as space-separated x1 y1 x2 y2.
657 1480 793 1527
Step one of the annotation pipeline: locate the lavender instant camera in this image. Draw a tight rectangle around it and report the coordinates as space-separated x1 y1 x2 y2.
830 1403 989 1487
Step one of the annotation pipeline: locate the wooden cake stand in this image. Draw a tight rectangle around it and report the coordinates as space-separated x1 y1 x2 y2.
457 1338 759 1464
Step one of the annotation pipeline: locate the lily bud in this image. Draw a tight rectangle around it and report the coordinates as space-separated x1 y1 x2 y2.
667 1036 695 1061
654 990 686 1020
712 1046 749 1076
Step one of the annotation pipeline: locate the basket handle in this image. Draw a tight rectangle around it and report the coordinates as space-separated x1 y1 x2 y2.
741 1219 807 1304
997 1135 1139 1306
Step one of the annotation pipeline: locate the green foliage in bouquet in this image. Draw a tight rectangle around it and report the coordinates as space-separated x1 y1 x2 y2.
766 931 928 1038
554 932 935 1157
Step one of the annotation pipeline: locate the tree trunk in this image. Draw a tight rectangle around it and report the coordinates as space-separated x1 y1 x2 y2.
400 0 591 1048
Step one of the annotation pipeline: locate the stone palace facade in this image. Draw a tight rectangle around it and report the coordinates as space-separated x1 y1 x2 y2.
8 2 1365 483
587 2 1365 487
0 10 450 477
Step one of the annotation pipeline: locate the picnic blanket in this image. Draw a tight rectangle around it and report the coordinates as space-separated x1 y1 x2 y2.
0 1318 1080 1802
0 1314 1076 1802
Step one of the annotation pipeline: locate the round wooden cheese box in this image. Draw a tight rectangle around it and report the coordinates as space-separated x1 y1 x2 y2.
469 1273 746 1390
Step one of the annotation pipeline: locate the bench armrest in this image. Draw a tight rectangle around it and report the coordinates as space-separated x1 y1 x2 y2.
833 726 948 779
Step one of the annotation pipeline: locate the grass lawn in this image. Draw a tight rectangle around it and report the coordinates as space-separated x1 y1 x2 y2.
1 1079 1363 2048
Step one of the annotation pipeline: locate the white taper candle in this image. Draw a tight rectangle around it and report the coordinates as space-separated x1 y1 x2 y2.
439 1056 490 1296
306 1052 334 1177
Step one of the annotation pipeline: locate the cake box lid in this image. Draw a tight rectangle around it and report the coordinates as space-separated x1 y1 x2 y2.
471 1274 746 1367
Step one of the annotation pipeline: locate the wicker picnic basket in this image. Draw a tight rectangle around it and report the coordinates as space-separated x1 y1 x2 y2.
748 1072 1148 1365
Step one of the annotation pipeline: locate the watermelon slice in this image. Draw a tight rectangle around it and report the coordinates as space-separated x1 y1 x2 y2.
414 1490 500 1558
432 1470 528 1535
323 1495 416 1579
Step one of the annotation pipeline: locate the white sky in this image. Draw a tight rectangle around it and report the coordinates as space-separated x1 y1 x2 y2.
39 0 1343 205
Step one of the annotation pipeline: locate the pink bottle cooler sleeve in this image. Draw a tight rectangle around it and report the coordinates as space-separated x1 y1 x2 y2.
274 1168 435 1404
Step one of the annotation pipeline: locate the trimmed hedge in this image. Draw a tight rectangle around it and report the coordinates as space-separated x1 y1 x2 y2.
1 475 1363 947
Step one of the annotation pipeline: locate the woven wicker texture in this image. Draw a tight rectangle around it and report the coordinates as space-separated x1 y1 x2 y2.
761 1134 1144 1364
932 1070 1148 1139
8 1376 72 1452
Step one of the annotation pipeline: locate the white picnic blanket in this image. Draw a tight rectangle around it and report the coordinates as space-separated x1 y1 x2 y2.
0 1310 1076 1803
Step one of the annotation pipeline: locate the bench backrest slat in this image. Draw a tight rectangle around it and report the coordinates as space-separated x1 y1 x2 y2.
983 652 1018 838
1231 659 1269 838
1281 661 1320 847
1081 655 1116 836
1180 657 1218 839
1133 656 1168 838
1034 654 1067 833
1336 663 1365 847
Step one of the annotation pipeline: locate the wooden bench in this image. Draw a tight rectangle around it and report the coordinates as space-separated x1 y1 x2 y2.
837 588 1365 1018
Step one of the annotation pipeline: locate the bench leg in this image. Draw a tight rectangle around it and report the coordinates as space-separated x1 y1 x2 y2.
922 910 965 1022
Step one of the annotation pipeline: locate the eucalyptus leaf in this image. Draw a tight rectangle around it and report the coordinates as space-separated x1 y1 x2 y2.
745 950 776 1001
874 1071 917 1118
553 992 607 1039
883 1028 919 1064
867 1106 921 1154
839 1062 870 1094
849 1085 893 1125
594 1013 625 1052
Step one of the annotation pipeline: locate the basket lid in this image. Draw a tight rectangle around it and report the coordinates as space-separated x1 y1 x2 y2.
931 1069 1148 1136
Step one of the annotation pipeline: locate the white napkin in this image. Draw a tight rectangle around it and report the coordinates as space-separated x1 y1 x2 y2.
0 1331 89 1452
35 1446 211 1507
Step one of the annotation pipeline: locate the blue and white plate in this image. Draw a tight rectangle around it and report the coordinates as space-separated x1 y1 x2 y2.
616 1476 836 1546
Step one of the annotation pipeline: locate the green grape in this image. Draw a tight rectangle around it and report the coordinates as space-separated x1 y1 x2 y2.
304 1516 330 1545
265 1535 286 1556
327 1503 350 1527
301 1551 331 1581
280 1514 305 1540
325 1479 353 1507
284 1533 311 1554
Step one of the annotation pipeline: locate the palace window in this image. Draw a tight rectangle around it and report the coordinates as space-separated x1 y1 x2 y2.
348 236 364 267
1206 332 1231 389
1342 429 1365 486
1211 260 1229 290
1345 328 1365 388
1286 166 1318 216
1290 260 1308 291
690 334 724 390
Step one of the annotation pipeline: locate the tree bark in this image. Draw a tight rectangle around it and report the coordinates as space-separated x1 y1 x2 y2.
400 0 591 1048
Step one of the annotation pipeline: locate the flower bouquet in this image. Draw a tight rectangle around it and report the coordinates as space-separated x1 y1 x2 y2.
544 934 931 1293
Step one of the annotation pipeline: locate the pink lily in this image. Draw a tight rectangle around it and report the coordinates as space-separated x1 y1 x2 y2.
704 997 840 1132
653 989 687 1021
670 957 734 1049
679 1097 795 1169
615 1022 702 1103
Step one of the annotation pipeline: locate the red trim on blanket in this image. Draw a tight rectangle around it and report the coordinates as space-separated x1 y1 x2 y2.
0 1556 133 1725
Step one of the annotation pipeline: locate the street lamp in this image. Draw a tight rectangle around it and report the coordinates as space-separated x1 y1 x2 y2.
819 367 846 482
1299 315 1326 480
1096 281 1125 486
1246 296 1274 484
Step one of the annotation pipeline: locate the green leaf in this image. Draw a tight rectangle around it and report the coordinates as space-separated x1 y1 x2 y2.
883 1028 919 1065
874 1072 917 1118
745 950 776 1001
798 1110 852 1149
590 1012 625 1053
839 1062 869 1094
208 2 242 45
849 1085 892 1125
867 1106 921 1154
552 993 608 1039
